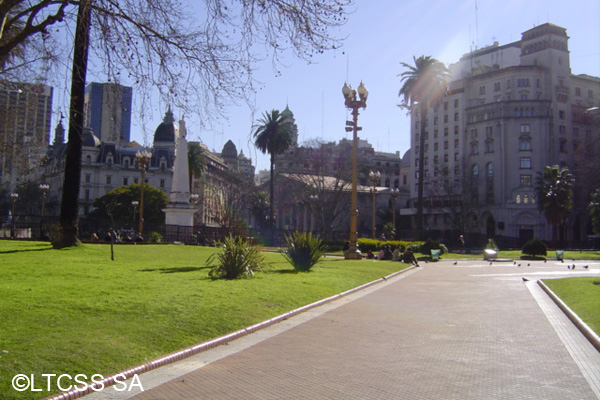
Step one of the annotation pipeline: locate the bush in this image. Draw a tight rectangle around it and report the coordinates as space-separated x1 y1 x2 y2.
357 238 423 253
207 235 264 279
420 238 442 256
283 231 327 272
521 238 547 257
148 231 162 243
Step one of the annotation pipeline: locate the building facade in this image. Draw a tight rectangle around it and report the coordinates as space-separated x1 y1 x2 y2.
84 82 133 144
405 23 600 245
0 80 53 188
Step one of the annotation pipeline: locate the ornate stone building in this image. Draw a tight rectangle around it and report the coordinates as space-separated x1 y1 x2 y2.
404 23 600 245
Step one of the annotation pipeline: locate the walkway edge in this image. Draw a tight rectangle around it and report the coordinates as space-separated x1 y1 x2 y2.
538 279 600 353
42 265 418 400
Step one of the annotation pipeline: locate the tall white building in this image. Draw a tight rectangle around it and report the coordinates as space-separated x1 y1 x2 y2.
405 23 600 246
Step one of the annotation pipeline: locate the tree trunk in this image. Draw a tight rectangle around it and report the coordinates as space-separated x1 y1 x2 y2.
415 103 427 237
52 0 91 248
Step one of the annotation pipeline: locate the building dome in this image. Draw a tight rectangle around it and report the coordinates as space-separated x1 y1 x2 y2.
153 108 176 143
221 140 238 158
82 127 101 147
281 105 294 119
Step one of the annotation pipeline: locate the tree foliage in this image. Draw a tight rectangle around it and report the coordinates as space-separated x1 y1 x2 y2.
587 188 600 235
535 165 574 242
88 183 168 225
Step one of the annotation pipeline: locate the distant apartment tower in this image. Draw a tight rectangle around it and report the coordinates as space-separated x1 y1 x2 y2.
0 80 53 187
84 82 132 144
406 23 600 244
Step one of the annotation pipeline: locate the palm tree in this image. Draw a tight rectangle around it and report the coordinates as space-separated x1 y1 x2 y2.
398 55 449 236
535 165 574 243
253 109 294 230
188 142 206 191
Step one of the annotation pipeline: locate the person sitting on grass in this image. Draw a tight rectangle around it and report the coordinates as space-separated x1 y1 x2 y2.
403 247 418 266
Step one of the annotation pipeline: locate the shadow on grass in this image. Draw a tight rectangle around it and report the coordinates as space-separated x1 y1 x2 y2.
139 266 210 274
0 247 53 254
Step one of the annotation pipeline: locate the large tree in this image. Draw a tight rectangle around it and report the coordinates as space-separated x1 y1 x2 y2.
535 165 574 243
398 55 448 237
0 0 353 247
253 109 294 229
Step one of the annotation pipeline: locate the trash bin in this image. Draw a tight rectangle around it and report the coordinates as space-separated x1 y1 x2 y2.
556 250 564 261
431 249 441 261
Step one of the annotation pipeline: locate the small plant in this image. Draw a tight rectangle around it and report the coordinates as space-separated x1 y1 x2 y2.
522 238 548 257
283 231 327 272
148 231 162 243
207 235 264 279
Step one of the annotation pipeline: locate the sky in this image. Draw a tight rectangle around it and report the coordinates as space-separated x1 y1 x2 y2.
65 0 600 173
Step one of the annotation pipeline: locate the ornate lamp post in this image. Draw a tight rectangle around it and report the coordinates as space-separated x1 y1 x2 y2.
368 171 380 239
10 192 18 238
135 150 152 236
39 184 49 239
390 188 400 238
342 81 368 259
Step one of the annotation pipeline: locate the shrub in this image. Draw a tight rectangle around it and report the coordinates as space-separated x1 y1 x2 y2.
207 235 264 279
148 231 162 243
420 238 441 256
283 231 327 272
521 238 547 257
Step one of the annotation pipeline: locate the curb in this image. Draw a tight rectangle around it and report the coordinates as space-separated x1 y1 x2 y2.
42 265 418 400
538 279 600 353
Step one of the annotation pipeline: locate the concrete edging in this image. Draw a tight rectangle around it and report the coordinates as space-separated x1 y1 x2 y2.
538 279 600 353
42 265 418 400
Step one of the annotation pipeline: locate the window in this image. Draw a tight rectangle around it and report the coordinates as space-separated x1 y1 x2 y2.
434 129 439 138
123 177 128 186
85 189 90 200
124 158 130 169
506 79 511 88
134 178 139 184
444 153 449 162
575 87 581 96
160 179 165 188
494 82 501 92
559 110 565 120
443 102 448 111
472 164 479 177
559 125 566 135
434 142 438 151
520 175 532 186
454 99 459 108
486 163 493 177
444 114 448 123
85 174 91 183
520 124 531 134
86 155 91 164
471 142 479 155
106 155 113 165
454 112 459 122
520 157 531 169
520 138 532 151
516 194 521 204
485 138 494 153
559 138 567 153
479 86 486 95
106 175 112 184
524 194 530 204
454 139 459 148
454 126 459 135
517 78 530 87
589 89 594 99
444 141 448 150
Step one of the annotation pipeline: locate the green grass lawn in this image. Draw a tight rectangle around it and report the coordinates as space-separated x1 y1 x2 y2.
543 277 600 335
0 240 408 399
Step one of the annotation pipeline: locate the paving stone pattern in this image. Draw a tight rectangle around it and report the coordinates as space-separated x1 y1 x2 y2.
100 261 600 399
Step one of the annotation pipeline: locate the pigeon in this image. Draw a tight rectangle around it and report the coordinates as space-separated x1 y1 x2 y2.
522 277 529 282
513 261 517 265
544 259 547 263
453 261 457 265
561 259 564 263
518 263 521 267
527 263 530 267
583 265 589 269
489 262 493 266
572 265 576 269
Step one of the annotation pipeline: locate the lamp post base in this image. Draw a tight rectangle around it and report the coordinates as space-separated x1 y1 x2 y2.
344 250 362 260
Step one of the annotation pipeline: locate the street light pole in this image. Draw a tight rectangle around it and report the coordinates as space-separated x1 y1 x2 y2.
342 82 368 259
369 171 380 239
391 188 400 238
10 192 18 238
131 200 139 231
136 150 152 237
39 184 49 239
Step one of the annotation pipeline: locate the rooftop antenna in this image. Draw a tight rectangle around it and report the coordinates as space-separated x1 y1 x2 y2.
474 0 479 50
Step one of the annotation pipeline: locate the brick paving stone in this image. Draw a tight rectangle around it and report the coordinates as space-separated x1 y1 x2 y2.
84 260 600 400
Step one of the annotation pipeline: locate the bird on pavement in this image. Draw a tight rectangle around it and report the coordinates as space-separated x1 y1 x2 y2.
513 261 516 265
522 277 529 282
527 263 530 267
583 265 589 269
453 261 457 265
572 265 576 269
567 265 571 269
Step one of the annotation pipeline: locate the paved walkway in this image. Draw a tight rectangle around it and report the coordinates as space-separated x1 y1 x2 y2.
86 260 600 399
